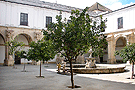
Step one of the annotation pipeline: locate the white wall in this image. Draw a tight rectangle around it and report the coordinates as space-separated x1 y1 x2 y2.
0 1 71 64
0 1 71 29
103 5 135 33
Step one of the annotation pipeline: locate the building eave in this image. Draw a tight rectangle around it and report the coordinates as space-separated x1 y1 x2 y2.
1 0 82 13
102 3 135 16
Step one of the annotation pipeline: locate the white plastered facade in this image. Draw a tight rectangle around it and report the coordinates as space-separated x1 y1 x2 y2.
1 0 135 65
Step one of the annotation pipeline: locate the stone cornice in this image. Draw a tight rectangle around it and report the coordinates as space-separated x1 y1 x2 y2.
105 29 135 36
0 25 42 31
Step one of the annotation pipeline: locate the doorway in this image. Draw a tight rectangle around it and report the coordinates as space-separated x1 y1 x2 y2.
15 52 21 64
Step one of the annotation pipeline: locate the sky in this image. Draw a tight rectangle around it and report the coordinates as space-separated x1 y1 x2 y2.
40 0 135 11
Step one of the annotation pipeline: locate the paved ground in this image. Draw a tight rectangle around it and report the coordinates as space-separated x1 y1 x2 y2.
0 64 135 90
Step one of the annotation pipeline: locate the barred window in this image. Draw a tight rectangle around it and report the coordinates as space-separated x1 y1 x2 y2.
46 16 52 28
118 17 123 29
67 20 71 23
20 13 28 26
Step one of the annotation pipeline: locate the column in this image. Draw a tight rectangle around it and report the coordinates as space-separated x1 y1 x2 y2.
129 32 134 44
107 35 116 64
4 30 14 66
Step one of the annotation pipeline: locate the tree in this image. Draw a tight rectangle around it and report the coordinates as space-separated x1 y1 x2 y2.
27 39 56 77
92 34 108 63
16 50 27 72
43 7 106 88
5 37 25 67
115 43 135 79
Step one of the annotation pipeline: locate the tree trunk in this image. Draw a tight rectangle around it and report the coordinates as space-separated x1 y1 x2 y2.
40 61 41 77
131 61 134 79
98 55 100 63
69 60 75 89
23 63 25 71
12 54 15 68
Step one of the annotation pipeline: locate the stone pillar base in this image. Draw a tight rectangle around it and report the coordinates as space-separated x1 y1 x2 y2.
4 59 14 66
4 55 14 66
107 59 116 64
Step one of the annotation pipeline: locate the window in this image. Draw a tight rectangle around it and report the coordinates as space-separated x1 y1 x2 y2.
67 20 71 23
46 16 52 28
118 17 123 29
20 13 28 26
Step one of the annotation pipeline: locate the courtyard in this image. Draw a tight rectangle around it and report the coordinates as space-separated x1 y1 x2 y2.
0 64 135 90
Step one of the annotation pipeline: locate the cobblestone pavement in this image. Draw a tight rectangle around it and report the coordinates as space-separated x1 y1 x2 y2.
0 64 135 90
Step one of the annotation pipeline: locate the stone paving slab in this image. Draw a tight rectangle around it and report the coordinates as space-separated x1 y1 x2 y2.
46 64 135 85
0 64 135 90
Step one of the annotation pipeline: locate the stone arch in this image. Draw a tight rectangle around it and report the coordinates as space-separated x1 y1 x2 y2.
115 35 127 63
13 32 34 42
0 33 5 43
114 34 128 46
14 33 33 45
13 33 33 64
103 44 108 63
0 33 5 64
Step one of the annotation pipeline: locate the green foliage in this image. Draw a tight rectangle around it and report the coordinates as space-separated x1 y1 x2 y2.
27 39 56 62
92 35 108 57
115 43 135 63
43 7 107 62
5 38 25 55
16 50 27 59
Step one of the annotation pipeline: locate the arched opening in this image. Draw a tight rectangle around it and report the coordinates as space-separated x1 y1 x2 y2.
15 51 21 64
103 45 108 63
0 34 5 65
14 34 32 64
115 37 127 63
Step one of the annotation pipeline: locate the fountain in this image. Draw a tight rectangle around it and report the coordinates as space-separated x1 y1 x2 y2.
85 49 96 68
62 49 126 74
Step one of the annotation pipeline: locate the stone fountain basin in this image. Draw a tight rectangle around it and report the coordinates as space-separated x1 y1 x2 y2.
65 64 126 74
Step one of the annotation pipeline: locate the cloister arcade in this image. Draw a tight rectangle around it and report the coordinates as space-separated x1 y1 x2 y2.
0 26 135 65
0 33 5 64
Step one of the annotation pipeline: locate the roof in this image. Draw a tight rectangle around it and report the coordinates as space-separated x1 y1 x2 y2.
88 2 112 12
101 3 135 16
3 0 82 12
